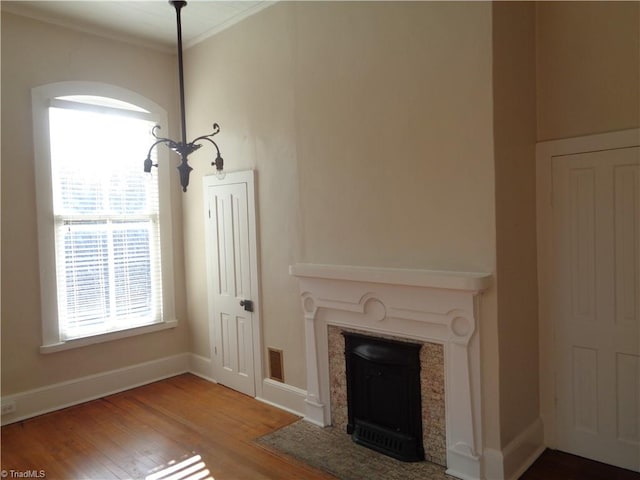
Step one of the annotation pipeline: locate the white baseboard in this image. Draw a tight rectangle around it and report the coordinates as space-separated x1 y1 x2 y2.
483 448 506 480
1 354 309 427
483 417 545 480
256 378 307 418
188 353 216 382
501 417 545 480
1 353 190 426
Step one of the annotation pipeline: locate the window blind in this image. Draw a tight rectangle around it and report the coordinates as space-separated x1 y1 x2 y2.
49 104 162 340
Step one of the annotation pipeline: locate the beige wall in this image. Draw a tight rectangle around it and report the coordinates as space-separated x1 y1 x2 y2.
0 12 188 394
537 1 640 141
493 2 539 447
295 2 496 271
182 1 501 449
182 4 302 381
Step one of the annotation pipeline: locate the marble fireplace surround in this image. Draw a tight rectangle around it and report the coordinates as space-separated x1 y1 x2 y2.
290 263 492 480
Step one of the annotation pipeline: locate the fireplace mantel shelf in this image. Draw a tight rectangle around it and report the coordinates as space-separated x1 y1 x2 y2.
290 263 491 292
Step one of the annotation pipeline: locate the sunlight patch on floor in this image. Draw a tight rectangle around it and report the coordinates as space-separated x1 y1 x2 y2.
145 453 213 480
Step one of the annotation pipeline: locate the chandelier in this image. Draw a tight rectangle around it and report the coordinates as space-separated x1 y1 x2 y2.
144 0 223 192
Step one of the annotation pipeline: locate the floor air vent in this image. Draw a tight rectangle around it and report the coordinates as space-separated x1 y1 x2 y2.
268 348 284 382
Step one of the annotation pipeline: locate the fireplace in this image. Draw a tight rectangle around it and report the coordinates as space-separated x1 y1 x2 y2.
290 263 491 480
330 326 446 465
344 332 424 462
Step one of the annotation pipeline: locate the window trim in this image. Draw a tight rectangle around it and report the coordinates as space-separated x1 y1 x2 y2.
32 81 177 353
39 320 178 354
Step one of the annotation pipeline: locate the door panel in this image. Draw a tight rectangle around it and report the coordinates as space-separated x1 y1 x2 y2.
617 353 640 444
616 165 639 326
553 146 640 471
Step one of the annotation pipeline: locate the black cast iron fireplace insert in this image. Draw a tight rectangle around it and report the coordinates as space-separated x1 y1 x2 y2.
343 332 424 462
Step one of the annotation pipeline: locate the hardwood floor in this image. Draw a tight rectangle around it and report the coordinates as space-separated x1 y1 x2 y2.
2 374 639 480
520 449 640 480
1 374 335 480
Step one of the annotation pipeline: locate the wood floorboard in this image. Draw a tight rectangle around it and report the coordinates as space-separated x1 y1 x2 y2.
1 374 335 480
70 401 173 477
2 374 639 480
520 449 640 480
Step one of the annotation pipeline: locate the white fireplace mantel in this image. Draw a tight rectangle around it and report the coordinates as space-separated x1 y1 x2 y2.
290 263 492 480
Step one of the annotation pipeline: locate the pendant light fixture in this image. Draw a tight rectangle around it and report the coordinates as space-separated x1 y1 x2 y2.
144 0 223 192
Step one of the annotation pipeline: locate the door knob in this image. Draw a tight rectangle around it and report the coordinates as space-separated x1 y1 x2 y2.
240 299 254 312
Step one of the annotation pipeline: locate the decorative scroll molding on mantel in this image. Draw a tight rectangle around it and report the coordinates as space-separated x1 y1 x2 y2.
290 263 492 480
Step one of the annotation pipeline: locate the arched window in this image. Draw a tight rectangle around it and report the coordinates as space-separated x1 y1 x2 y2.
32 82 176 352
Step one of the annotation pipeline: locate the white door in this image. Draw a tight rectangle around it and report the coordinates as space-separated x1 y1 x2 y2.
204 171 261 397
552 146 639 471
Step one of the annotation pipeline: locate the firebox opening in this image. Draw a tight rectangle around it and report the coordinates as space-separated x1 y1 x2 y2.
343 332 425 462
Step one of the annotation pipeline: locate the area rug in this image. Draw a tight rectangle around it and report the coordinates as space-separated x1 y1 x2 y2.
255 420 456 480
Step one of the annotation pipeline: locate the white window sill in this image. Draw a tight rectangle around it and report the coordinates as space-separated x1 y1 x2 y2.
40 319 178 354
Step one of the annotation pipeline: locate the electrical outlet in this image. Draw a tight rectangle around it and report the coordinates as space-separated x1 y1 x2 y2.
1 400 16 415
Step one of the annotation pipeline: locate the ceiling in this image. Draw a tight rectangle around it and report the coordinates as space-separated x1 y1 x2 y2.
1 1 273 51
